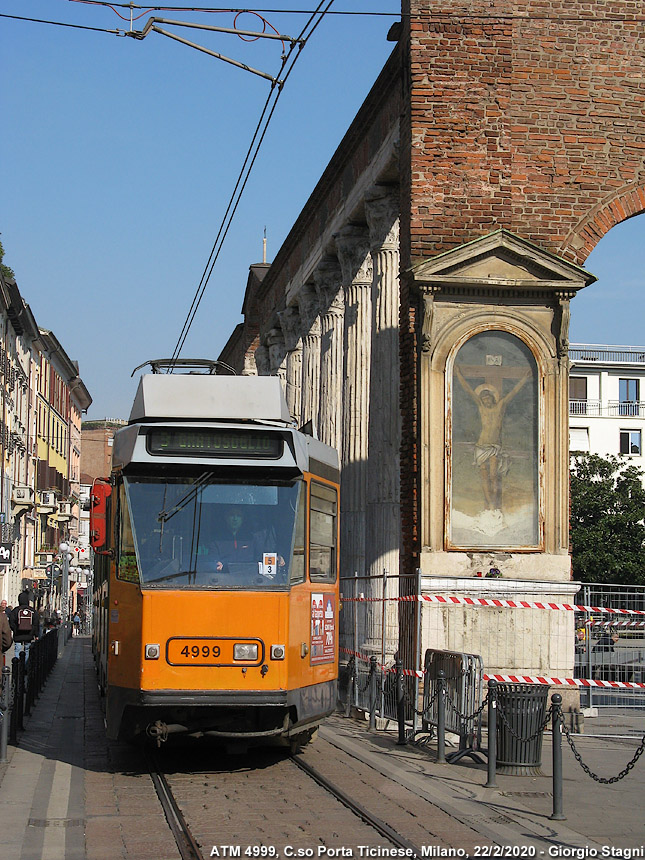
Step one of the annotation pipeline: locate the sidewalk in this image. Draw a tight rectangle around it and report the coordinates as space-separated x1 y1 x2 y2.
0 636 176 860
322 708 645 851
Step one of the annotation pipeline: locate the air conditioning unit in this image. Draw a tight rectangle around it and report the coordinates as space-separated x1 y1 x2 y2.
57 501 72 520
11 485 34 505
37 491 57 511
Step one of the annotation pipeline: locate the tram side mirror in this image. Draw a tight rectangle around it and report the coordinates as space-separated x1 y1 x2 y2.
90 479 112 553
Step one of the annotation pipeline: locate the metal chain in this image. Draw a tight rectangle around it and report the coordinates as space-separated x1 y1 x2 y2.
561 717 645 784
356 667 373 694
402 682 430 717
443 688 489 722
495 701 553 742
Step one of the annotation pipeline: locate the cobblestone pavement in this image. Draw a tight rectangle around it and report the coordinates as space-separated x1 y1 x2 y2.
300 739 496 856
165 742 391 853
161 735 497 857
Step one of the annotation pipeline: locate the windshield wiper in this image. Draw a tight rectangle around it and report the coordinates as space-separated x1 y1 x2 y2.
157 471 212 524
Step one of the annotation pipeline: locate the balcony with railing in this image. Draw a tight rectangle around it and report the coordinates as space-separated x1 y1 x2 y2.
569 400 645 417
569 344 645 364
569 399 601 416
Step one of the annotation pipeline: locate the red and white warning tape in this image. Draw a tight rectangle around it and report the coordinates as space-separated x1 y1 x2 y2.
340 649 645 687
342 593 645 616
588 619 645 628
421 594 645 615
339 647 423 677
484 673 645 690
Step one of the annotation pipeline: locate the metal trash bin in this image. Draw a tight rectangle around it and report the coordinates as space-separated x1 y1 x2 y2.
495 683 549 776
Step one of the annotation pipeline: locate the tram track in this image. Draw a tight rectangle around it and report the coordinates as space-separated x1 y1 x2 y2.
291 753 423 859
148 753 205 860
147 744 424 860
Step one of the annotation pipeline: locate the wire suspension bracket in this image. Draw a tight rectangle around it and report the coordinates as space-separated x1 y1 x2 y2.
126 16 303 85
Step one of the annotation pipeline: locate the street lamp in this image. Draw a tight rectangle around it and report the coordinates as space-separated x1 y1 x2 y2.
59 541 70 624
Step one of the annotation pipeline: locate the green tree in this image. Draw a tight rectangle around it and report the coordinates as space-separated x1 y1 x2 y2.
0 239 15 280
570 453 645 584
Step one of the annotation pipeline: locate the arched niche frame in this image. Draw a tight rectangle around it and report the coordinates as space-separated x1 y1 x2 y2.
411 230 596 571
446 325 544 552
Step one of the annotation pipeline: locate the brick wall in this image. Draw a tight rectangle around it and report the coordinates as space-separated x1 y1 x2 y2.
402 0 645 269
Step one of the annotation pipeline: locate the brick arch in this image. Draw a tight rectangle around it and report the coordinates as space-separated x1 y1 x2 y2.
560 183 645 267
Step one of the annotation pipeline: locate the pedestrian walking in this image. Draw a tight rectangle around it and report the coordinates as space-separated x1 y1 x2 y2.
73 612 81 636
8 592 39 665
0 605 12 666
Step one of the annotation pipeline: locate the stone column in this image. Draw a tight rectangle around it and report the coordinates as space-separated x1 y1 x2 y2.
298 285 321 431
278 305 303 424
365 190 401 582
335 225 373 578
314 258 344 450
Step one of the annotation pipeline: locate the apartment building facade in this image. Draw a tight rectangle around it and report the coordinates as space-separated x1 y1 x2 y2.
569 344 645 465
0 271 92 608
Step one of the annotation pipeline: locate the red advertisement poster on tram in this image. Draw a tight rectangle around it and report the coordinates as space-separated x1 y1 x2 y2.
310 592 336 665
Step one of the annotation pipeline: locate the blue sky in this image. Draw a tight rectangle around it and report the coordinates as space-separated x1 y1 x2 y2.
1 2 644 420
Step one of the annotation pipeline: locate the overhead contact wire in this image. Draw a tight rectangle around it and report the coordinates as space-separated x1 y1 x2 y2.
168 0 335 370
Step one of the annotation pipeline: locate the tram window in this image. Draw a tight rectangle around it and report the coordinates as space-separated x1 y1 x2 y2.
123 476 303 589
290 485 306 585
116 484 140 584
309 482 337 583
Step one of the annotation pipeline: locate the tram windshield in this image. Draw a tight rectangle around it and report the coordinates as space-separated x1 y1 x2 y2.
121 476 304 589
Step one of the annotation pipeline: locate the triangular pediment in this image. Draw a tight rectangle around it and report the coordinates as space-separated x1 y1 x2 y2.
409 230 596 294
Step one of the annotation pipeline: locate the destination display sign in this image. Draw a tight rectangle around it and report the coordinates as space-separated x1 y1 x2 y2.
146 428 283 459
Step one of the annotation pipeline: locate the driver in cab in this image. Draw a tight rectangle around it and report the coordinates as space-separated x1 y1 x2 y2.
213 507 257 570
210 506 284 574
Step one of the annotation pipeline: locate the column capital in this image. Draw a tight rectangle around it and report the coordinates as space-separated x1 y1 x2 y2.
297 284 321 334
278 305 302 352
365 189 400 252
314 257 343 313
334 225 372 287
266 327 286 375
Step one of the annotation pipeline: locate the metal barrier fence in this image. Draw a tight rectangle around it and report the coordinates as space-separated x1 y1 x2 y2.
574 583 645 710
421 648 485 763
339 572 421 724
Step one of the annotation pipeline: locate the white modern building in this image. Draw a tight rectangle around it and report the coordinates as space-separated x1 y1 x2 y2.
569 344 645 461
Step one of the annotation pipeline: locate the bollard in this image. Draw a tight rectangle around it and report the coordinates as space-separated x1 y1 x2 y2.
436 669 446 763
485 679 498 788
345 656 355 718
395 658 407 746
0 667 10 763
549 693 566 820
17 652 25 731
368 655 378 732
10 658 18 743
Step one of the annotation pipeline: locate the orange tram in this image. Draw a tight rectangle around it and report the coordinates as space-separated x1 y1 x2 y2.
90 361 340 749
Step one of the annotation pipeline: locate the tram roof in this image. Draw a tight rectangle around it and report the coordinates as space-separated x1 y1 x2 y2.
129 374 292 424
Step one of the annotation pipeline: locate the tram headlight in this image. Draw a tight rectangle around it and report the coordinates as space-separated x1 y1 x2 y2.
145 644 160 660
234 643 258 661
270 644 285 660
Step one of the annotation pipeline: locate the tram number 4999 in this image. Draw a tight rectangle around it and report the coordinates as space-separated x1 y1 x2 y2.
180 644 221 659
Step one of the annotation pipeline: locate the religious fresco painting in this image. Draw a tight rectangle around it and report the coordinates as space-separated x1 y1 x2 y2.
449 331 539 549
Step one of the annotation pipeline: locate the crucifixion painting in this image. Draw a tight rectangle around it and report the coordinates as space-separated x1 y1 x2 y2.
449 331 539 549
